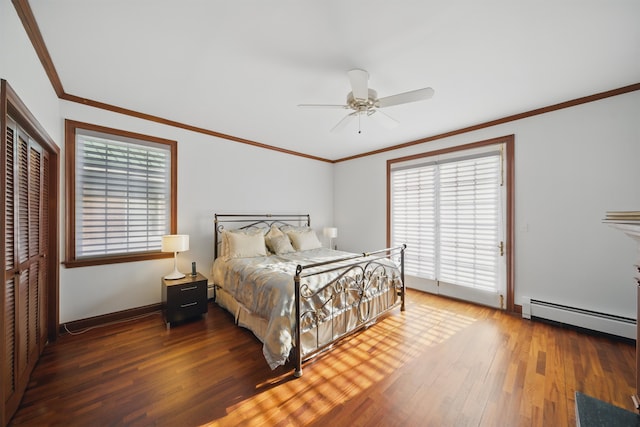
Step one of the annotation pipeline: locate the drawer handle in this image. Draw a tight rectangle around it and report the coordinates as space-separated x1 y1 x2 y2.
180 302 198 308
180 286 198 292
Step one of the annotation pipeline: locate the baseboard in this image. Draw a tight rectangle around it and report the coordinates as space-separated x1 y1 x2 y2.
60 303 162 334
523 298 636 341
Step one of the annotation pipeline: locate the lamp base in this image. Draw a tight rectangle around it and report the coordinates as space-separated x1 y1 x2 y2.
164 270 185 280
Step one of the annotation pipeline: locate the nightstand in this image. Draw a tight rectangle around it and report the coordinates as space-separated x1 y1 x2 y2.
161 272 208 328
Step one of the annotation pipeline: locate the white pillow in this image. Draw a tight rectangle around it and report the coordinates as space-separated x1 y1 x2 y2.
264 225 284 240
265 225 293 254
287 229 322 251
222 229 266 258
267 234 295 254
219 229 235 257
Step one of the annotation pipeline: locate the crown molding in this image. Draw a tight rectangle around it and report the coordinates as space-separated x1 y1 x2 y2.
334 82 640 163
12 0 640 164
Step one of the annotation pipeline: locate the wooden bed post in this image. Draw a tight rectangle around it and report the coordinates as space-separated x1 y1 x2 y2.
294 265 303 377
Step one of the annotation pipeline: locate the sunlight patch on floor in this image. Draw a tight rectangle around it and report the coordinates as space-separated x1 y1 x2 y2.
212 299 478 425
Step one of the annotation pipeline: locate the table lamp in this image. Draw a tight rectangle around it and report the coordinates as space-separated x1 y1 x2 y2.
162 234 189 279
323 227 338 250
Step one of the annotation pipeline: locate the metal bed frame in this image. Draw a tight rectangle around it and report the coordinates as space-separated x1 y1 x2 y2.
213 213 406 377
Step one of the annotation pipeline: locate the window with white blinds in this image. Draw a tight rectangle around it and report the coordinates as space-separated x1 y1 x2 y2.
65 120 177 267
391 150 502 292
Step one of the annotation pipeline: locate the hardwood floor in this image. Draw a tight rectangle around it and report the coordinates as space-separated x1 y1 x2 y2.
9 289 636 426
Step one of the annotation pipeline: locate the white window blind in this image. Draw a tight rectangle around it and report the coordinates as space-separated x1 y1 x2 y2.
390 162 437 279
75 130 172 259
391 151 501 292
438 154 500 291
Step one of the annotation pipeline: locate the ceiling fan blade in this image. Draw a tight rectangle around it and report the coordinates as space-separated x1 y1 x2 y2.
377 87 435 108
347 69 369 100
330 112 357 133
298 104 349 109
369 109 399 129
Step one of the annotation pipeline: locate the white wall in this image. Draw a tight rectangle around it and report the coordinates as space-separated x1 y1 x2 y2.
4 0 640 325
335 91 640 319
58 102 334 323
2 0 334 323
0 0 61 141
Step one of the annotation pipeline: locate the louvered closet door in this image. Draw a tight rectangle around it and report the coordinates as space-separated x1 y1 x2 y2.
4 118 48 418
4 120 17 406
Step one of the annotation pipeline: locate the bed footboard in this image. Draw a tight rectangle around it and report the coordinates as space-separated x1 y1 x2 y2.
293 244 406 377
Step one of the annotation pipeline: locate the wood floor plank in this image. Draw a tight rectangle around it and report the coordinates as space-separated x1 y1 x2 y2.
8 290 636 426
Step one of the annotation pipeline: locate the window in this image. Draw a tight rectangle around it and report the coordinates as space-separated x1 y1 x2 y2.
65 120 177 267
389 137 513 309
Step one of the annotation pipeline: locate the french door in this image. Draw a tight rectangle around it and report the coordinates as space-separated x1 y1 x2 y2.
390 141 509 309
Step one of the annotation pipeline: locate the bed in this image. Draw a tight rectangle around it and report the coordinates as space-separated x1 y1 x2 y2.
211 213 406 377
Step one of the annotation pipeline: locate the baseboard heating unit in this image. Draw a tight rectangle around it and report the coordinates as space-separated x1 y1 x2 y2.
522 298 636 340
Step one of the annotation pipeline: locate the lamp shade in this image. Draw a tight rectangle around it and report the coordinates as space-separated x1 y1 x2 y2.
323 227 338 239
162 234 189 253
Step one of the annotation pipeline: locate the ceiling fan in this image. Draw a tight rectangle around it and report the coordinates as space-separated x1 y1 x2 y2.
298 69 434 133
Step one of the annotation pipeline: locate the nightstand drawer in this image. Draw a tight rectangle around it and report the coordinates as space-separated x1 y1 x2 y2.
169 298 205 322
168 283 205 304
162 273 208 327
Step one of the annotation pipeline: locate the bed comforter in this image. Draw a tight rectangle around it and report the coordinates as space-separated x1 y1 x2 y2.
212 247 401 369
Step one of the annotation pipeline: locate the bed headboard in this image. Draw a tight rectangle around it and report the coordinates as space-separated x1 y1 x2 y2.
214 213 311 259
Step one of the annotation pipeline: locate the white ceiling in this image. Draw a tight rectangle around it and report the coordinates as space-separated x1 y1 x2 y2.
29 0 640 160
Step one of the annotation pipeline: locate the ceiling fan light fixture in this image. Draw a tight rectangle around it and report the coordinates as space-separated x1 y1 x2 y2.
299 69 434 133
346 89 377 112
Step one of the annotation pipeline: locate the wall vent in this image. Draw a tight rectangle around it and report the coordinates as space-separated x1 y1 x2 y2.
526 299 636 340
